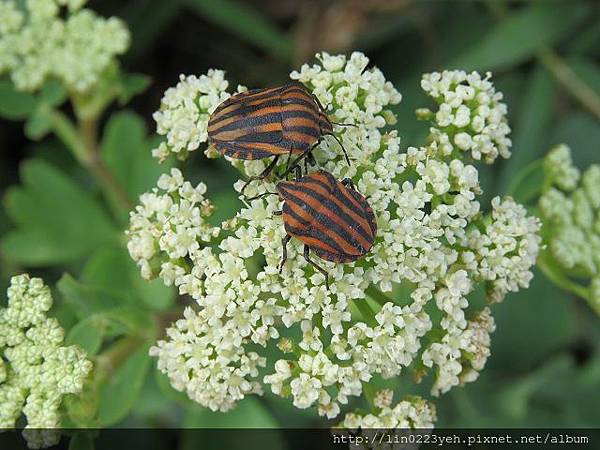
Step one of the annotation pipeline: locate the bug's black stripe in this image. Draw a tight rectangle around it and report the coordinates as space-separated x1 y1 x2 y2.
347 188 377 236
285 126 320 138
285 183 373 244
281 109 319 122
210 112 282 134
300 176 367 221
282 187 369 250
234 129 283 144
216 141 284 159
227 86 285 104
282 97 321 111
212 98 282 124
283 205 347 255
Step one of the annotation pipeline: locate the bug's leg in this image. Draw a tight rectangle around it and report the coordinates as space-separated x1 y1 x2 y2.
281 141 319 179
341 178 357 191
310 91 328 115
273 210 282 216
283 144 294 174
241 155 280 195
303 245 330 290
245 192 277 201
331 121 358 128
279 235 292 273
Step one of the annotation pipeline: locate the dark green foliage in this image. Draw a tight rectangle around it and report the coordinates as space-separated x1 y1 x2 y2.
0 0 599 442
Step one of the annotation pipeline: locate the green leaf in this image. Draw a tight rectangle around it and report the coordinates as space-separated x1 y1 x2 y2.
488 268 576 373
118 73 151 104
499 67 555 194
40 79 67 107
25 108 53 140
0 80 37 119
100 112 174 206
82 238 175 312
550 112 600 168
184 396 278 428
66 316 105 356
568 56 600 99
97 344 152 426
181 397 286 450
1 159 118 266
57 274 126 319
452 3 587 71
185 0 292 62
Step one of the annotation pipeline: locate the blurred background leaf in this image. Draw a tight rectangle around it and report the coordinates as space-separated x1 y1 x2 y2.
0 0 599 440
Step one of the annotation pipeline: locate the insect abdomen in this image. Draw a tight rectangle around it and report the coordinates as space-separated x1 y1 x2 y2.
278 171 377 263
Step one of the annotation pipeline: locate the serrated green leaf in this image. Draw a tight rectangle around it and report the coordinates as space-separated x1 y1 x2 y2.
1 159 118 266
57 274 126 319
0 80 37 119
100 111 174 201
102 306 155 338
185 0 292 61
452 3 587 71
97 344 152 426
82 244 175 312
66 316 105 356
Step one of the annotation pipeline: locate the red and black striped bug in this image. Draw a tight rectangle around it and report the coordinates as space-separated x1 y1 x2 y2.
207 83 350 191
275 170 377 288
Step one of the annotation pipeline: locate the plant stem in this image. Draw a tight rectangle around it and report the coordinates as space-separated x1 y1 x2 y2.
537 254 591 302
537 48 600 122
95 335 143 376
49 109 132 210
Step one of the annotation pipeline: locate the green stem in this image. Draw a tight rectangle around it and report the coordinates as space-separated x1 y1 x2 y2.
537 47 600 122
49 109 132 210
537 254 591 301
95 335 143 376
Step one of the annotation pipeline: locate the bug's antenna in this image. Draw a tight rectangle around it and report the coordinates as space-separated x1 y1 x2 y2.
326 133 351 166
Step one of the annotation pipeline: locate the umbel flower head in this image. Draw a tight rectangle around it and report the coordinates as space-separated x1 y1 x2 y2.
0 0 129 92
539 144 600 313
128 52 540 424
0 274 92 449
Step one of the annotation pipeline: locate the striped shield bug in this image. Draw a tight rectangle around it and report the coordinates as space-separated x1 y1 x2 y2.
207 83 350 191
275 170 377 288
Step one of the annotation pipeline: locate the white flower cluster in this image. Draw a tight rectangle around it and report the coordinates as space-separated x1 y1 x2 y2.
419 70 511 163
130 52 540 423
0 274 92 449
151 71 245 162
0 0 129 92
342 394 436 429
539 144 600 312
127 168 220 281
